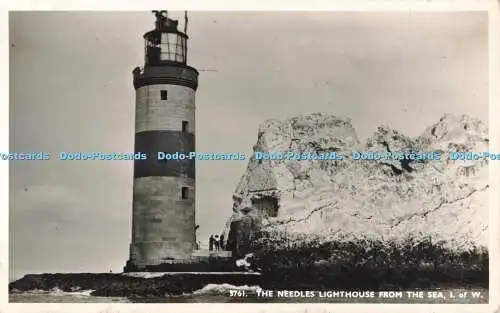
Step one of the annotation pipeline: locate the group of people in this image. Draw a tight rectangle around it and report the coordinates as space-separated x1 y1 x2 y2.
209 234 225 251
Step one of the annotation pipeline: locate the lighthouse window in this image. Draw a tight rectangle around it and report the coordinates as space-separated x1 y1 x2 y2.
181 187 189 199
182 121 189 133
160 90 168 100
160 33 186 63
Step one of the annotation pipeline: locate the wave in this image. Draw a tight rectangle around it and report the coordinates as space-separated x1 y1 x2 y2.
16 287 95 297
13 283 260 298
192 283 261 296
13 283 260 300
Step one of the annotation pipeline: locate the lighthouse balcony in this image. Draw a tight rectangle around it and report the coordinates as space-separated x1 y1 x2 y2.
133 65 199 90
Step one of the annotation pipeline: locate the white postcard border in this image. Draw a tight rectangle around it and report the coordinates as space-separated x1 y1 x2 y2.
1 1 498 313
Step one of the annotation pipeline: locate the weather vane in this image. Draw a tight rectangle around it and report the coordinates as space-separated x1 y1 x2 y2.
152 10 168 21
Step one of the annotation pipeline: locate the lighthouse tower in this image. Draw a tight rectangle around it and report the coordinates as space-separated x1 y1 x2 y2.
127 10 199 270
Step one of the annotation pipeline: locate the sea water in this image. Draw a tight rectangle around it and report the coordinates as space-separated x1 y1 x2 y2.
8 284 260 303
9 285 488 303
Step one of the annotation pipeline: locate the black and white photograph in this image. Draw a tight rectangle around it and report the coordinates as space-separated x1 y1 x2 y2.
6 5 496 306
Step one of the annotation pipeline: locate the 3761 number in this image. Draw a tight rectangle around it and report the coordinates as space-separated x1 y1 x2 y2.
229 289 246 297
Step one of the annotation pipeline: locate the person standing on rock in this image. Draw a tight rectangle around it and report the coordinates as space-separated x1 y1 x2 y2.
219 234 225 250
209 235 214 251
214 235 220 251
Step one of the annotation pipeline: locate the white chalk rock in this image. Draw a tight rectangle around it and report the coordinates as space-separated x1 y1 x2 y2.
227 113 489 252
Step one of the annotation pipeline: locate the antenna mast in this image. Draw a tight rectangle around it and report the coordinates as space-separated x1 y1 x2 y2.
184 11 188 34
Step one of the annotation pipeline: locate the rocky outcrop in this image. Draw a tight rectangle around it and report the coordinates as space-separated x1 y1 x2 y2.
226 113 489 256
9 273 261 297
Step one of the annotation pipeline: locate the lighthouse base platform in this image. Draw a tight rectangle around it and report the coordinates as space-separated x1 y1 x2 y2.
123 250 235 273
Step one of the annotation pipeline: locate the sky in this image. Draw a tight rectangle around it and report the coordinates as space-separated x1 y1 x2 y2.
8 11 488 280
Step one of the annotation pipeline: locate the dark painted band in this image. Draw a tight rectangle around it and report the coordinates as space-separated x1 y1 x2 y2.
133 65 199 90
134 130 195 179
134 77 198 90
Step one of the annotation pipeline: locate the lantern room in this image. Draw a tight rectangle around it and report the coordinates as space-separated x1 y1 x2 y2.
144 10 189 66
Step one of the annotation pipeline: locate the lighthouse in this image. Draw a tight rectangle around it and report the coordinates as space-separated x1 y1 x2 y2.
126 10 199 271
